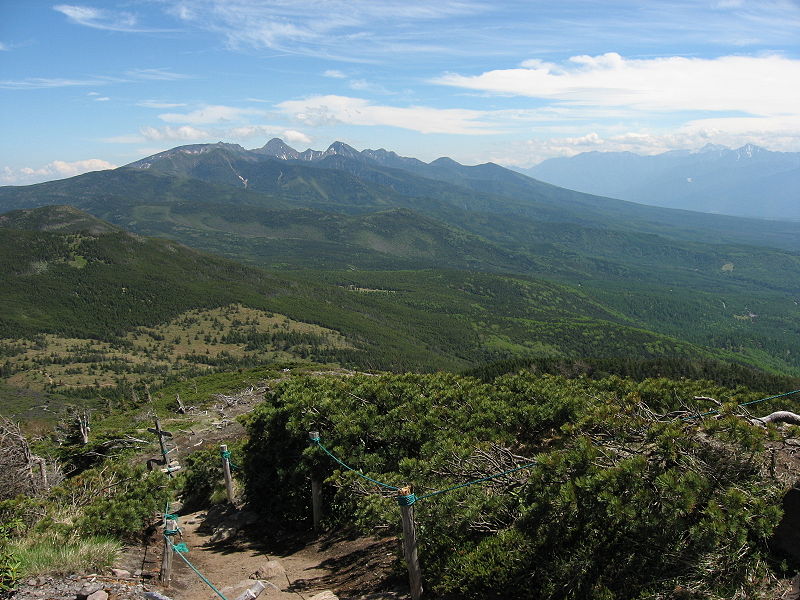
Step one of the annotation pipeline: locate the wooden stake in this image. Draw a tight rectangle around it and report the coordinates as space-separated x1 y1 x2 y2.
221 444 235 505
398 485 423 600
161 519 176 586
154 417 173 478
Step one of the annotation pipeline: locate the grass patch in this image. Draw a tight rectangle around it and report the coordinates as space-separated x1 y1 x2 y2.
10 532 120 577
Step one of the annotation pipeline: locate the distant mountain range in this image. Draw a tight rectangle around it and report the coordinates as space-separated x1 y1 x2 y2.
1 140 800 376
521 144 800 220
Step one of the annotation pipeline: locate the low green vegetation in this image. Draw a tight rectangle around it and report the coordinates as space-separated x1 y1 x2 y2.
0 461 172 588
240 371 796 599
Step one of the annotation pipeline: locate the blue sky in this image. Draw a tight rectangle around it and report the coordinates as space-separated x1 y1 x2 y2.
2 0 799 184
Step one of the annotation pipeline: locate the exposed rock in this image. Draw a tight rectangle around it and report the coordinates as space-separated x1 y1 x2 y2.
210 525 238 543
76 582 103 598
249 559 286 580
85 591 108 600
309 591 339 600
227 510 259 528
221 579 278 598
110 568 131 578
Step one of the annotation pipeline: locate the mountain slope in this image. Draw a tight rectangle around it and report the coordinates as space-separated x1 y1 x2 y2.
2 207 747 376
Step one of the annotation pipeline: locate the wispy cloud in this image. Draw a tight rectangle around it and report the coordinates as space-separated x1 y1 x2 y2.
0 42 8 51
165 0 488 61
1 68 191 90
53 4 177 33
158 105 265 125
126 68 193 81
1 158 116 185
436 53 800 116
276 95 501 135
137 100 188 109
348 79 395 95
323 69 347 79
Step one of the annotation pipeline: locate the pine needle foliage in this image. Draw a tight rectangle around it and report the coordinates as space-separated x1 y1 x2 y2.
242 372 791 599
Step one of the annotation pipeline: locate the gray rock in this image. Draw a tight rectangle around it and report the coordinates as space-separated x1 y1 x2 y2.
85 591 108 600
76 582 103 599
309 592 339 600
228 510 259 527
111 568 131 578
210 525 238 543
249 559 285 580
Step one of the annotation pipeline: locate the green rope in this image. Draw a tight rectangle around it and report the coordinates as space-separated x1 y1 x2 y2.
397 493 418 506
311 438 399 491
221 449 240 471
165 536 229 600
164 513 178 521
416 462 537 501
164 528 181 536
682 388 800 422
173 542 189 553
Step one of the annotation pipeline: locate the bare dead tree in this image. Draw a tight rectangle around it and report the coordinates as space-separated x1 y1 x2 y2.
750 411 800 427
175 392 186 414
75 409 90 445
0 417 58 499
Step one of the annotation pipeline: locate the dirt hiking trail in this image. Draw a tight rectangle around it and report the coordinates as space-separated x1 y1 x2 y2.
151 506 406 600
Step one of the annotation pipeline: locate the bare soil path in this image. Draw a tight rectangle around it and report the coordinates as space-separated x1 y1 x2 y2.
154 507 405 600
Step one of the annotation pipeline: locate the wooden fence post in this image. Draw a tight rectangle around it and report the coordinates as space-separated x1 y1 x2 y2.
398 485 423 600
221 444 235 505
309 431 322 531
153 417 175 478
161 518 176 586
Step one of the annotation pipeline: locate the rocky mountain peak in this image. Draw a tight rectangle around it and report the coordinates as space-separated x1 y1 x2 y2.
255 138 300 159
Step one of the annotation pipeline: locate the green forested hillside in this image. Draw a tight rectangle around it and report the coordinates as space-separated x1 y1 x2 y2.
7 209 797 400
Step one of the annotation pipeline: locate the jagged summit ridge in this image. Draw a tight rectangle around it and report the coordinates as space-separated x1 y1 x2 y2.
128 138 470 171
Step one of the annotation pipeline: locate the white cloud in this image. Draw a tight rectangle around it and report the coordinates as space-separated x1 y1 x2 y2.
281 130 312 145
159 105 264 124
323 69 347 78
276 95 501 134
94 96 110 102
436 53 800 117
140 126 211 141
53 4 175 33
1 159 116 185
0 42 7 51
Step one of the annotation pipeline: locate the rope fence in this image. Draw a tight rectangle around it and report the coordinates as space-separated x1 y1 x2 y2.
681 388 800 421
161 502 231 600
308 434 535 505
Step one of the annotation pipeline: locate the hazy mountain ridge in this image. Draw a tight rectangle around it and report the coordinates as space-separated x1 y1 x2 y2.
118 139 800 251
522 144 800 219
